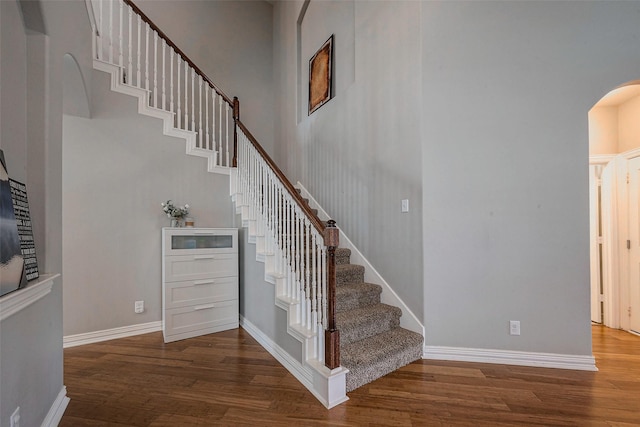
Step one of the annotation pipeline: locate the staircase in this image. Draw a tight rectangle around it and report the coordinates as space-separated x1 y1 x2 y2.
88 0 424 407
334 247 423 391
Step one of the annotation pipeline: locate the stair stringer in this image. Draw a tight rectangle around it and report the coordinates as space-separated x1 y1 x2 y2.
296 182 425 338
92 59 230 175
229 169 349 409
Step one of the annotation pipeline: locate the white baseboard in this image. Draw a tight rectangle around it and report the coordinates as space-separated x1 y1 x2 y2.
424 345 598 371
41 386 70 427
240 316 348 408
63 321 162 348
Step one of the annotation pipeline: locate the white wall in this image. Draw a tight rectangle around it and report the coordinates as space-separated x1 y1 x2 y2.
589 106 618 155
62 70 234 335
422 1 640 355
618 95 640 153
588 95 640 155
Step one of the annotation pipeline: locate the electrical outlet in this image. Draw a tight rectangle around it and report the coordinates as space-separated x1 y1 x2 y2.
134 300 144 314
510 320 521 336
10 407 20 427
401 199 409 213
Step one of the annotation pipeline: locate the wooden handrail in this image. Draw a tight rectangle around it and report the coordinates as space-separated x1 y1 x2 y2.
235 120 327 235
122 0 233 107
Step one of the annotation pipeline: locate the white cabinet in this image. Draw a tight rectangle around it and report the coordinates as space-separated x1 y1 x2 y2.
162 228 238 343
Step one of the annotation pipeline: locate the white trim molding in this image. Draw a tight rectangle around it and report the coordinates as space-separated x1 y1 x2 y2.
296 182 425 337
41 386 70 427
0 274 60 322
424 346 597 371
240 316 349 409
63 321 162 348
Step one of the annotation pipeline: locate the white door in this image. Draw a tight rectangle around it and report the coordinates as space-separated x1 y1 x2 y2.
627 157 640 333
589 165 602 323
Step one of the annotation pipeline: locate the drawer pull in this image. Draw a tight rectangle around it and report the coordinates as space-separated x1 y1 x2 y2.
193 255 215 260
194 303 216 311
194 279 215 285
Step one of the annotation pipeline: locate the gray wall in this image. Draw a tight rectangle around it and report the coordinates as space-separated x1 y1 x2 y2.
0 1 93 425
273 0 640 357
421 1 640 355
239 228 302 361
135 0 275 155
273 0 424 321
61 0 274 337
62 70 234 335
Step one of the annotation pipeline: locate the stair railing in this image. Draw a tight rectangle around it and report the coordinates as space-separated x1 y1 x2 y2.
235 119 340 369
91 0 340 369
92 0 235 168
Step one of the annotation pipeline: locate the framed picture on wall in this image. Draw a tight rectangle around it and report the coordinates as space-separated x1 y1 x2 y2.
0 149 27 297
309 35 333 115
9 179 39 281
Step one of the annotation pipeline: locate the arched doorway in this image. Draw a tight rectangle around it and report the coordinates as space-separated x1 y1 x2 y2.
589 81 640 335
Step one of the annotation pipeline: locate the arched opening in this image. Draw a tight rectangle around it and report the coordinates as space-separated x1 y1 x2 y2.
588 81 640 335
63 53 91 119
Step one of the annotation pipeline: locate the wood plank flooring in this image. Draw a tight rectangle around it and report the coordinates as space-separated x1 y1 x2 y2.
61 325 640 426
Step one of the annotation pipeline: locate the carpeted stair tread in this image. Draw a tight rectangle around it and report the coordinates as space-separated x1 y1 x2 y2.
342 327 424 392
336 282 381 312
336 264 365 286
336 303 401 345
335 247 351 265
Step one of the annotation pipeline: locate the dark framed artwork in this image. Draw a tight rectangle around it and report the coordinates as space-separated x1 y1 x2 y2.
309 35 333 115
0 150 27 297
9 179 39 281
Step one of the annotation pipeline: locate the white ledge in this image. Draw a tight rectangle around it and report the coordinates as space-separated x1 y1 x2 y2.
0 274 60 322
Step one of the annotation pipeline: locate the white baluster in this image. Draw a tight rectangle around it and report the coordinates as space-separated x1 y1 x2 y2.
184 61 188 129
211 89 222 154
108 0 113 63
191 69 195 133
97 0 103 60
170 49 174 114
322 246 327 329
312 232 318 331
305 221 312 328
144 25 149 91
118 0 123 68
161 39 166 110
205 85 210 150
177 56 181 128
225 103 230 167
127 6 132 84
198 77 203 148
153 31 158 108
136 15 141 87
218 96 223 161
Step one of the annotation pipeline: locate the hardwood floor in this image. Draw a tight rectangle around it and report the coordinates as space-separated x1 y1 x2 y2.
61 325 640 426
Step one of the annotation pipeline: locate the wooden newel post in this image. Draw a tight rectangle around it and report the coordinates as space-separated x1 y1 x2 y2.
232 96 239 167
324 219 340 369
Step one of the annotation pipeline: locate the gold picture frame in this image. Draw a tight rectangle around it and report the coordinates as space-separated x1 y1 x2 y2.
309 35 333 115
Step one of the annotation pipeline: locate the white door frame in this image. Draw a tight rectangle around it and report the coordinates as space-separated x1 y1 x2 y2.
590 155 618 328
591 148 640 331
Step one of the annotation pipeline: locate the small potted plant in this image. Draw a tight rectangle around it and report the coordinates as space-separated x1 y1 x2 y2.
161 200 189 227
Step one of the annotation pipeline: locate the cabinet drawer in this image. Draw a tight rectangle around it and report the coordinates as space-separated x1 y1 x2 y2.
164 277 238 309
163 254 237 282
163 300 238 340
163 228 237 256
